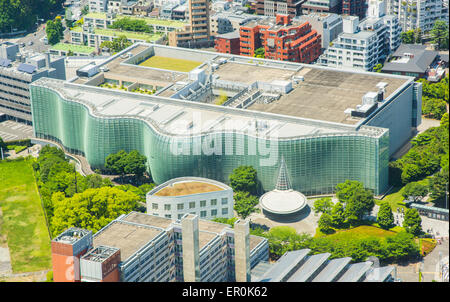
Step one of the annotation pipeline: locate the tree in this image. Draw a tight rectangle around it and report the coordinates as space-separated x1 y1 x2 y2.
403 208 422 236
377 202 394 229
402 182 428 202
81 4 89 15
313 197 333 215
422 97 447 120
430 20 449 50
385 231 420 261
336 180 364 204
415 28 422 44
229 165 258 195
45 17 64 45
123 150 147 180
85 174 113 189
428 171 449 201
400 30 415 44
50 186 140 237
233 191 259 219
110 17 150 33
330 202 345 228
105 150 128 177
254 47 265 58
344 187 375 225
318 213 333 234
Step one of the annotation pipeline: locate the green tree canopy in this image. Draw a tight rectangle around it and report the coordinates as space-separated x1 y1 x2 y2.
100 35 132 53
430 20 449 50
402 182 428 202
403 208 422 236
313 197 333 215
110 17 151 33
233 191 259 219
50 186 140 237
377 202 394 229
229 165 258 195
330 201 345 228
318 213 333 234
254 47 265 58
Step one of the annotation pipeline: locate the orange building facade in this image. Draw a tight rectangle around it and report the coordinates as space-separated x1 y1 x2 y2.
239 14 322 64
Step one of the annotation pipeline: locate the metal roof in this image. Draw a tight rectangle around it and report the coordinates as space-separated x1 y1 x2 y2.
250 261 273 281
287 253 331 282
0 58 11 67
17 63 36 74
410 203 449 214
364 266 395 282
259 249 310 282
337 261 373 282
382 44 439 73
312 257 352 282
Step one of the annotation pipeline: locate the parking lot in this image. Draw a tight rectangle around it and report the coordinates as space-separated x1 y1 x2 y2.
0 120 34 142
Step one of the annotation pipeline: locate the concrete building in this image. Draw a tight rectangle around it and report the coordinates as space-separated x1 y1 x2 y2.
30 43 423 196
255 0 307 17
301 0 341 14
146 177 234 220
239 14 322 63
214 30 241 54
0 42 66 124
342 0 367 20
210 11 261 36
252 249 397 282
386 0 449 32
51 212 269 282
89 0 109 12
168 0 212 48
297 12 343 50
319 1 401 71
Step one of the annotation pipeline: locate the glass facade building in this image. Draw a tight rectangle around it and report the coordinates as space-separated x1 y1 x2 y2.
30 82 390 195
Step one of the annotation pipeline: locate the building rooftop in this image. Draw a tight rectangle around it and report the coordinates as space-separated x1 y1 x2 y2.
93 220 164 261
154 181 225 196
33 43 413 140
382 44 439 73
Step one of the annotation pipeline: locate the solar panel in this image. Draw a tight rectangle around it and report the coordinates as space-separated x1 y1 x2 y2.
17 63 36 74
0 58 11 67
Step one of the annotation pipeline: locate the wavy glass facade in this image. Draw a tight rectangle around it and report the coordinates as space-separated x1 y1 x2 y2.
30 83 389 195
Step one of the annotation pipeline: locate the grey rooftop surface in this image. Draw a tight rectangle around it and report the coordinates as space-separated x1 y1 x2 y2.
382 44 439 73
337 261 373 282
311 257 352 282
259 249 310 282
364 266 395 282
287 253 331 282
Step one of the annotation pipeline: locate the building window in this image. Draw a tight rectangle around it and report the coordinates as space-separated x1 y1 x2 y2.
200 200 206 207
165 214 171 218
178 214 183 219
152 203 158 210
189 201 196 209
210 199 217 206
164 204 171 211
211 209 217 217
200 210 207 218
221 198 228 205
177 203 184 210
222 208 228 215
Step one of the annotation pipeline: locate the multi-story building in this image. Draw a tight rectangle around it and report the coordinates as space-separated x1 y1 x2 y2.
386 0 449 32
255 0 306 17
210 11 261 35
89 0 108 12
239 14 322 63
319 0 400 71
30 43 423 196
301 0 341 14
168 0 212 47
0 42 65 124
297 12 343 50
214 31 242 54
51 213 269 282
342 0 367 20
146 177 235 220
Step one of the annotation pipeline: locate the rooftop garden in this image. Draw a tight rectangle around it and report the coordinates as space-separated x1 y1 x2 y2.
95 28 163 41
139 55 202 72
50 42 95 54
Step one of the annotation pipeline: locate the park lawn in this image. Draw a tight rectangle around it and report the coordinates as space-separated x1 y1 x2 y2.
0 159 52 273
376 178 430 211
315 225 399 240
139 55 202 72
418 238 437 256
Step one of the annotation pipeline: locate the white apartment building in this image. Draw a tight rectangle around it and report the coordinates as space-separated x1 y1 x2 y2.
297 13 343 50
386 0 449 32
146 177 234 220
318 0 400 71
89 0 108 12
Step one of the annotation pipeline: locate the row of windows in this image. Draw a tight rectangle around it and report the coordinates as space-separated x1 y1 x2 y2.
154 208 229 219
152 198 228 210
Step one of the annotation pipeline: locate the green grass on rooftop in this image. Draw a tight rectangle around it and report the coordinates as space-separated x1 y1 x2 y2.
139 55 202 72
116 16 187 28
51 43 95 54
84 12 107 19
94 28 163 41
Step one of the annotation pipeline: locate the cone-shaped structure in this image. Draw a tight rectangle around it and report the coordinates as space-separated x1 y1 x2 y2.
259 157 307 216
275 157 291 191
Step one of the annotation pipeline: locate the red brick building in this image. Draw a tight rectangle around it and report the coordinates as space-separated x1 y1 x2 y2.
214 31 241 55
239 14 322 64
342 0 367 20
